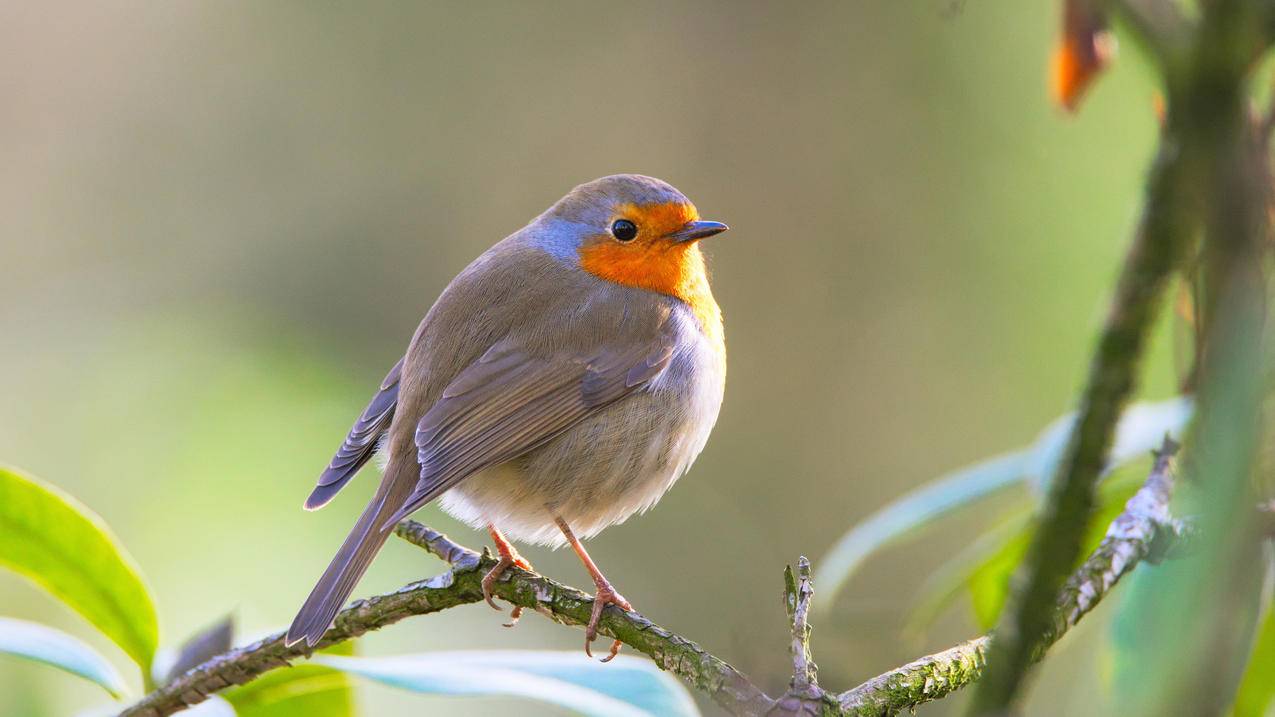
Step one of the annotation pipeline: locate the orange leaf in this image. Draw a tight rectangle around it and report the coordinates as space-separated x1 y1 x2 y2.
1051 0 1116 112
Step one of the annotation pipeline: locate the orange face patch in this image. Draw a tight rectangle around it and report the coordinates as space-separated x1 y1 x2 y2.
577 201 723 344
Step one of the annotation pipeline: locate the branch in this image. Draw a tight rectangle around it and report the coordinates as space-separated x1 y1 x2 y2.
122 441 1185 717
120 522 773 717
838 438 1180 716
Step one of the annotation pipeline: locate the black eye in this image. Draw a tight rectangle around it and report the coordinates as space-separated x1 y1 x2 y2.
610 219 638 242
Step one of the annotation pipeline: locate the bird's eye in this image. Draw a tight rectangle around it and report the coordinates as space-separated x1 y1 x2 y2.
610 219 638 242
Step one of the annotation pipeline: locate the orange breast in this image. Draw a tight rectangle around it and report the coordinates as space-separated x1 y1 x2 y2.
577 202 723 348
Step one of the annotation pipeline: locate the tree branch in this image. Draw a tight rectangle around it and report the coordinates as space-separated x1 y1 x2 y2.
120 439 1184 717
839 438 1180 716
119 522 773 717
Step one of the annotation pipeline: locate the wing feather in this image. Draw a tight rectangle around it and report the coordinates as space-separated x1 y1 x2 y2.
380 331 677 527
304 358 403 510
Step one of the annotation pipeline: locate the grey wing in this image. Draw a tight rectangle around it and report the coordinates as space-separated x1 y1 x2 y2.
305 358 403 510
381 334 676 527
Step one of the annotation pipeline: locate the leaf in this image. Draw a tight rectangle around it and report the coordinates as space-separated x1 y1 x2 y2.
316 650 700 717
155 615 234 687
0 616 129 697
223 639 354 717
907 463 1149 633
814 450 1031 611
76 696 236 717
815 397 1193 612
1023 397 1194 493
1051 0 1116 112
0 466 159 671
904 511 1032 637
1232 595 1275 717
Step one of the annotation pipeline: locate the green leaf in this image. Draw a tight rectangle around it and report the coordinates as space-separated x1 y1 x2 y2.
1232 598 1275 717
0 466 159 672
966 529 1034 630
316 650 700 717
222 639 354 717
814 450 1031 612
907 464 1149 633
1024 397 1194 493
0 616 129 697
815 397 1193 612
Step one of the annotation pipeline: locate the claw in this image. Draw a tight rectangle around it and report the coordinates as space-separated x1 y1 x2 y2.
482 526 534 622
481 555 517 612
503 605 524 628
584 581 631 662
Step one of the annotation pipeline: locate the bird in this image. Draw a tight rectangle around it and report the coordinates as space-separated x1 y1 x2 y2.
285 174 728 660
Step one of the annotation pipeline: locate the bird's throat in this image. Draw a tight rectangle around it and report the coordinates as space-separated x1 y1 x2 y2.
579 243 723 347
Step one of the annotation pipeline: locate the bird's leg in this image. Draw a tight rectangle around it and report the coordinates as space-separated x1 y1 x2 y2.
555 517 631 662
482 524 534 627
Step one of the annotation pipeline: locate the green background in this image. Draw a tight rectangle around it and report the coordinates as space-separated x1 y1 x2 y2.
0 1 1180 714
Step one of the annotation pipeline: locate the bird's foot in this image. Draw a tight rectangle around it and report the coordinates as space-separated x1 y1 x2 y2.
585 579 632 662
481 549 534 627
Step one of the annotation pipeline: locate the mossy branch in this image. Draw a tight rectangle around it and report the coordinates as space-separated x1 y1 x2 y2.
838 439 1179 716
118 522 773 717
120 441 1186 717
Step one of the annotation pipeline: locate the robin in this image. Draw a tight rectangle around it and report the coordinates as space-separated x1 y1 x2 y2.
285 174 728 660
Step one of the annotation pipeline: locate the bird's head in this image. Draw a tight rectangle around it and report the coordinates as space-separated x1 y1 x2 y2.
536 175 728 300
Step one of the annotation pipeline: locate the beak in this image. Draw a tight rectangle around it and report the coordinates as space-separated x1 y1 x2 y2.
668 220 729 243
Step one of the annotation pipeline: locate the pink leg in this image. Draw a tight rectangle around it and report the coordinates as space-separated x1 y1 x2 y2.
555 517 632 662
482 525 534 627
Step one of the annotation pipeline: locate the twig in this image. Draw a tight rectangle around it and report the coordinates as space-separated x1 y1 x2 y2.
771 558 835 715
119 522 774 717
839 439 1180 716
787 558 818 692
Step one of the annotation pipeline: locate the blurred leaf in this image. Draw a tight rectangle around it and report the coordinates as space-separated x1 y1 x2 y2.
1051 0 1115 112
966 529 1034 631
76 695 236 717
0 466 159 672
223 639 354 717
1024 397 1194 493
0 616 129 698
155 615 234 687
905 511 1033 637
908 463 1148 632
815 398 1192 611
316 650 700 717
815 450 1031 611
1232 593 1275 717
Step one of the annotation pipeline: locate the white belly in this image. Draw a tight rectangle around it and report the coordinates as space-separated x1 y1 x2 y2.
439 337 725 547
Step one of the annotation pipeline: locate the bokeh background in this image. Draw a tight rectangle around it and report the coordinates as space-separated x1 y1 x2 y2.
0 1 1183 714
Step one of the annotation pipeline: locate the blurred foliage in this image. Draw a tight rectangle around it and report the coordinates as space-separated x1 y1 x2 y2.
815 397 1191 611
0 617 129 698
906 459 1150 634
315 651 700 717
0 467 158 678
1233 600 1275 717
224 641 356 717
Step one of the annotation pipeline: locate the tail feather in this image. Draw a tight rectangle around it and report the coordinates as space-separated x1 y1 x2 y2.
285 489 401 647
